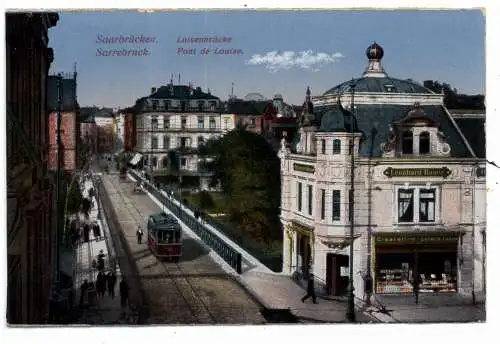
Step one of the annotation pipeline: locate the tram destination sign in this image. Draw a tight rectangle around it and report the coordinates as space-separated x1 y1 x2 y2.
383 167 452 178
293 163 315 174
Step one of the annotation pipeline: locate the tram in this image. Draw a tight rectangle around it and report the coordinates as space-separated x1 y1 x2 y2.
147 212 183 261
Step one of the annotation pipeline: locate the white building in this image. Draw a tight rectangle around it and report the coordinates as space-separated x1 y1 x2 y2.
279 42 486 302
133 83 222 189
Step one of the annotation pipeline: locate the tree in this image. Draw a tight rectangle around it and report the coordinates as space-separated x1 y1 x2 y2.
65 180 83 215
423 80 485 110
202 130 282 242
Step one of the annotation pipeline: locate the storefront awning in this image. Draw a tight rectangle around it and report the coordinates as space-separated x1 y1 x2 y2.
129 153 143 166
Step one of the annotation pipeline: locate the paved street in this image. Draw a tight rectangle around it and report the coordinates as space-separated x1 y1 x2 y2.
100 172 266 324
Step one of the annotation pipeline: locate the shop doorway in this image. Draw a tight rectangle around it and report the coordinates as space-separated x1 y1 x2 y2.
296 234 311 279
326 253 349 296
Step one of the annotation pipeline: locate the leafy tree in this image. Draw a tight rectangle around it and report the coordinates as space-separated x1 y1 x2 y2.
423 80 485 110
198 191 215 209
65 181 83 215
201 130 281 242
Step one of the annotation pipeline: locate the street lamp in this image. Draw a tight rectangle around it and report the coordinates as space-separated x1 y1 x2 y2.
346 78 357 322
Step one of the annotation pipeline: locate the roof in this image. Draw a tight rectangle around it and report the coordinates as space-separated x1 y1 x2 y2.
79 107 100 123
150 85 219 100
47 75 79 112
315 104 474 158
323 76 434 96
454 117 485 158
224 99 273 115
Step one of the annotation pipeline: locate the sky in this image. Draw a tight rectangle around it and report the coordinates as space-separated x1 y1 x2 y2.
48 9 485 108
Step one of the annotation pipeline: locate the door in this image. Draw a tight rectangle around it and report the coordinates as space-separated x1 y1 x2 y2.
326 253 349 296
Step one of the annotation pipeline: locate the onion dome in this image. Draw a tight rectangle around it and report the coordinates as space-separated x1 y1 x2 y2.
366 41 384 60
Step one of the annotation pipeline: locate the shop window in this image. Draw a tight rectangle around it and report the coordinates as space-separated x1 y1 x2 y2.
419 132 430 154
332 190 340 221
333 139 341 154
297 182 302 212
419 189 435 222
321 139 326 154
398 189 414 222
320 189 325 220
402 130 413 154
307 185 313 215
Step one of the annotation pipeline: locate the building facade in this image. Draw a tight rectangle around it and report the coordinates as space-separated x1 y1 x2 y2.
94 108 116 153
133 83 222 189
48 73 79 172
79 107 98 154
279 43 486 302
6 12 59 324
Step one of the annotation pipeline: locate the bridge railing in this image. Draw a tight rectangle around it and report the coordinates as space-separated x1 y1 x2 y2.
129 169 242 274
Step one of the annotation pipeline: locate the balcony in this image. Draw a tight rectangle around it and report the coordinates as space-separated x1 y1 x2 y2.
138 126 221 133
142 106 220 113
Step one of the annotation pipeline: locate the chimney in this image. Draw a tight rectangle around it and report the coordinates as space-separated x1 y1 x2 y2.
151 87 157 94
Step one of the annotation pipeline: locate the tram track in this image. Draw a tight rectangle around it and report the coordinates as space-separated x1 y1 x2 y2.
106 177 220 324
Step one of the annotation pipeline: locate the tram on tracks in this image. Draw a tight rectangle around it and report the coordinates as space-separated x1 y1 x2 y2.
147 212 183 262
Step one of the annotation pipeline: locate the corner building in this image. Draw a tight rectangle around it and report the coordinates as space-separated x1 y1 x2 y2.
279 43 486 301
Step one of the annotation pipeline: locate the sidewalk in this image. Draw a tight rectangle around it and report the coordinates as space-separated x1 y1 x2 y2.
72 175 130 325
129 172 377 323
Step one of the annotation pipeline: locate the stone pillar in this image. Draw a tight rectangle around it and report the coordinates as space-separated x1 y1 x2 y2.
458 231 474 297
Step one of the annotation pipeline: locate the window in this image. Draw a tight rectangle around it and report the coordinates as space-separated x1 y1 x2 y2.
209 117 216 129
333 139 341 154
402 130 413 154
198 101 204 111
419 189 435 222
181 117 187 129
348 190 353 222
165 100 171 110
321 139 326 154
151 117 158 129
297 182 302 212
332 190 340 221
307 185 313 215
197 136 205 147
209 101 216 111
152 100 158 111
251 118 256 127
162 156 169 168
151 156 157 168
180 137 188 148
180 157 187 167
419 132 430 154
320 189 325 220
151 136 158 149
163 116 169 129
198 116 204 129
224 118 229 129
181 101 187 112
163 136 170 149
398 189 414 222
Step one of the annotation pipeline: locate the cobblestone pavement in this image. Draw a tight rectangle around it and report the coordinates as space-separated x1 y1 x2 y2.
100 173 266 324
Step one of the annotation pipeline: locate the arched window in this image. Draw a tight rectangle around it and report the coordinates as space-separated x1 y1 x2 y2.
332 139 341 154
402 130 413 155
419 132 430 154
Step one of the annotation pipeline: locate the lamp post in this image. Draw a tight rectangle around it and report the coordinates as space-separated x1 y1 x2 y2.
346 78 356 322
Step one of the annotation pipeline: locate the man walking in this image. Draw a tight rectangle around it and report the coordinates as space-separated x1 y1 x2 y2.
120 277 129 309
136 226 144 244
412 273 423 304
301 276 318 304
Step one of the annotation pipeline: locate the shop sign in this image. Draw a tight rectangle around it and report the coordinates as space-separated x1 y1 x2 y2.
375 232 459 244
383 167 452 178
293 163 315 174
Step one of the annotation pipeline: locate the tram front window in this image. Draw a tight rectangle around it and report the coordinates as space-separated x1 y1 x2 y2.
158 230 180 244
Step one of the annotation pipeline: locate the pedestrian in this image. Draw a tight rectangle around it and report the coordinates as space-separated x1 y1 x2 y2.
83 223 90 243
97 250 105 272
136 226 144 244
412 273 423 304
119 277 129 309
107 271 117 299
301 276 318 304
79 279 89 307
96 271 106 299
93 222 102 240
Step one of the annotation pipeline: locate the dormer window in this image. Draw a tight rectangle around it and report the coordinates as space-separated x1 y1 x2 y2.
419 131 430 154
383 84 396 92
333 139 341 154
402 130 413 154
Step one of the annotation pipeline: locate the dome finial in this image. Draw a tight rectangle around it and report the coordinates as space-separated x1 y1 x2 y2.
366 41 384 61
363 41 387 78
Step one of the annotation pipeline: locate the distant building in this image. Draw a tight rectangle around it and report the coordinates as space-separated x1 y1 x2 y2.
47 72 79 172
93 108 116 153
132 83 222 189
279 42 486 302
79 107 98 154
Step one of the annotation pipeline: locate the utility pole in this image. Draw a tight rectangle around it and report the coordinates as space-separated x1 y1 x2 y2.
55 73 63 288
346 78 356 322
